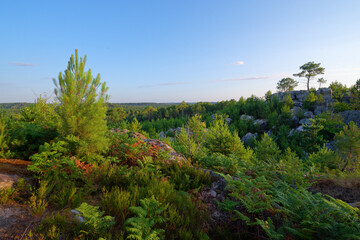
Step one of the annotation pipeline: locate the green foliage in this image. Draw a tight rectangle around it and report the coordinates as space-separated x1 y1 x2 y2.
9 122 58 159
277 78 298 92
334 121 360 171
225 175 273 224
259 183 360 240
0 187 17 204
303 91 318 110
282 93 294 107
315 112 344 140
75 202 115 237
317 77 327 89
334 101 351 112
28 140 83 184
0 178 27 204
205 115 252 159
198 153 246 175
129 117 142 133
28 180 48 216
243 96 271 119
254 133 281 165
0 112 12 158
308 146 339 172
52 182 83 209
53 49 109 156
159 161 211 191
277 148 307 187
125 196 167 240
175 114 207 160
20 96 59 128
293 61 325 91
330 81 349 101
300 118 326 154
101 186 136 227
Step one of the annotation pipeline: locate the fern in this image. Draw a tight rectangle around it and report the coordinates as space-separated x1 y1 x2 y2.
125 195 167 240
75 202 115 236
259 181 360 239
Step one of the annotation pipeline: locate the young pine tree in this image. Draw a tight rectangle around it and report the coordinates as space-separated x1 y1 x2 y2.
53 49 109 155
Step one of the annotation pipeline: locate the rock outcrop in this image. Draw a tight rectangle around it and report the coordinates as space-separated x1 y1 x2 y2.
143 139 188 163
115 129 188 163
242 132 258 143
272 88 334 113
341 110 360 126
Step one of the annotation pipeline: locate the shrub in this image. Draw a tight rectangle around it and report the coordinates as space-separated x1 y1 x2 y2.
125 196 167 240
258 183 360 239
308 146 339 172
75 202 115 237
101 186 136 227
198 153 246 175
28 180 48 216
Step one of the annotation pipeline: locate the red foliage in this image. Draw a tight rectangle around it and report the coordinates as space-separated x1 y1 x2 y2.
108 139 162 166
74 158 93 174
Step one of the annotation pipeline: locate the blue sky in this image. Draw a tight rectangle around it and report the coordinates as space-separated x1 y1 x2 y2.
1 1 360 103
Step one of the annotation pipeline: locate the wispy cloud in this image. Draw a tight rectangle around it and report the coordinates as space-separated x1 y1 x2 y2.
10 62 36 67
212 73 289 83
138 81 188 88
232 61 245 65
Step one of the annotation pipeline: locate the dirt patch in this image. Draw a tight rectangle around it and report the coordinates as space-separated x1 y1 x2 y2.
0 161 32 178
0 205 34 239
309 178 360 203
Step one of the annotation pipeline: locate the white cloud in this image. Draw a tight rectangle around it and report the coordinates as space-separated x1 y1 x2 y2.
212 74 283 82
10 62 36 67
233 61 244 65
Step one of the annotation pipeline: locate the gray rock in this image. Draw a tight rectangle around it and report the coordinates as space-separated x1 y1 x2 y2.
293 90 310 102
159 131 165 139
210 190 217 198
240 114 254 121
299 118 312 126
291 116 300 125
254 119 268 130
314 105 330 115
295 125 305 132
242 132 258 143
341 95 352 103
289 129 295 136
225 117 232 125
303 111 314 119
316 88 332 96
71 209 85 223
341 110 360 126
325 141 335 151
293 100 303 108
290 107 300 115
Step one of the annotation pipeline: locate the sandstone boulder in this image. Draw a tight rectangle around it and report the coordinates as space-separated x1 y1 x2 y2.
303 111 314 119
242 132 258 143
254 119 268 130
143 139 188 163
341 110 360 126
299 118 312 126
240 114 254 121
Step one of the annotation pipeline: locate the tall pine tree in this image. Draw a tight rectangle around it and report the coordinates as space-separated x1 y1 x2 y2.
53 49 109 155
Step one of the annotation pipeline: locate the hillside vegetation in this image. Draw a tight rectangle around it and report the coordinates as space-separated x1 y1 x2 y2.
1 51 360 239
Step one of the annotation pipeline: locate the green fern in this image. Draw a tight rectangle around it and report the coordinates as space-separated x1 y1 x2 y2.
75 202 115 236
125 195 167 240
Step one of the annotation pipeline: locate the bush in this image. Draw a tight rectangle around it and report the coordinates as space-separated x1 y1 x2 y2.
258 183 360 240
125 196 167 240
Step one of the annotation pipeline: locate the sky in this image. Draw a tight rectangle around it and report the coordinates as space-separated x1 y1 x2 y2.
1 0 360 103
